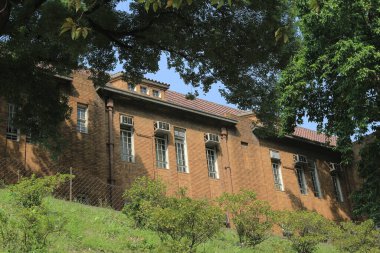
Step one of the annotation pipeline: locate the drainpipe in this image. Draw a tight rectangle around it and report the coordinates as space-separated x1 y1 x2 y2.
221 127 232 228
106 98 114 207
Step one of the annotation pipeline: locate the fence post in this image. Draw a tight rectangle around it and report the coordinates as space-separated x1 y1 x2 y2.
69 167 73 202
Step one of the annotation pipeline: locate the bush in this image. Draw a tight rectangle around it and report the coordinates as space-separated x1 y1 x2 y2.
276 210 333 253
331 219 380 253
123 176 167 227
0 174 71 253
218 190 273 247
148 195 224 253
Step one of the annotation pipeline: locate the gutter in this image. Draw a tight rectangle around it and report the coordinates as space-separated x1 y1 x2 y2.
97 86 238 125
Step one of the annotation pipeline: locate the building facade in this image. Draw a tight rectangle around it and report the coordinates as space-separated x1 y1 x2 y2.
0 70 354 220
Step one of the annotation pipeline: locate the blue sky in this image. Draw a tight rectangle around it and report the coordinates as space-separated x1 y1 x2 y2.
113 56 318 131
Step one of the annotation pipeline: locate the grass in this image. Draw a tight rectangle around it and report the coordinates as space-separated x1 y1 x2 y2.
0 190 339 253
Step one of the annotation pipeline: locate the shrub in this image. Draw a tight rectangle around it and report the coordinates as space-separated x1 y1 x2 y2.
148 195 224 253
0 174 70 253
218 190 273 247
331 219 380 253
276 210 334 253
123 176 167 227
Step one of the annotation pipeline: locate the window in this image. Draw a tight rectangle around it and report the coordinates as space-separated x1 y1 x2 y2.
206 147 218 179
272 162 284 191
120 127 134 162
155 136 168 168
295 165 307 194
128 83 135 91
309 161 322 198
152 90 160 98
140 86 148 95
332 175 344 202
6 103 19 141
174 128 188 173
76 104 88 133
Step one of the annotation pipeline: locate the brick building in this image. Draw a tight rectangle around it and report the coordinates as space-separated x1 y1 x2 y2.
0 70 355 220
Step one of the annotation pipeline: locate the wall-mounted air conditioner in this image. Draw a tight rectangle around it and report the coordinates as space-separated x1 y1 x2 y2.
329 162 341 173
293 154 308 164
154 121 171 134
120 115 133 127
270 150 281 160
204 133 220 146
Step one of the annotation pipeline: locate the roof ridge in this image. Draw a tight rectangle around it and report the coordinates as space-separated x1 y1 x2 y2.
166 90 244 114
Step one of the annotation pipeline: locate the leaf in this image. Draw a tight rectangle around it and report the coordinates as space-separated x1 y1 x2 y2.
153 2 158 12
186 0 192 5
166 0 173 8
75 0 81 12
82 28 88 39
144 1 150 12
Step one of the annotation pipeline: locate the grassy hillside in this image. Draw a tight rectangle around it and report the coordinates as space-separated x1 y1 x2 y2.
0 190 338 253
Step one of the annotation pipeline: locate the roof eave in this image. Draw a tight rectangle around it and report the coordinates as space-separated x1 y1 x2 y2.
98 86 238 125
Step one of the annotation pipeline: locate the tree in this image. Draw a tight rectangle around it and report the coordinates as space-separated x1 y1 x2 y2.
147 194 224 253
0 0 296 153
276 210 334 253
218 190 274 247
123 176 167 227
276 0 379 221
331 219 380 253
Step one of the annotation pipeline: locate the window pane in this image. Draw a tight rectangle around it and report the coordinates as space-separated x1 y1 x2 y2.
6 103 19 141
206 148 218 178
272 163 283 191
77 105 88 133
295 166 307 194
155 137 167 168
121 129 134 162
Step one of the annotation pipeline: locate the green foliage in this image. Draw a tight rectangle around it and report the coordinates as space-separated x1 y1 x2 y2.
1 0 296 152
331 219 380 253
277 0 380 157
276 210 333 253
0 175 70 252
10 174 73 208
218 190 274 247
123 176 167 227
352 138 380 223
148 195 224 253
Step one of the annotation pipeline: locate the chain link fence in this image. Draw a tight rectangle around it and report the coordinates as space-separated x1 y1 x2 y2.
0 158 126 210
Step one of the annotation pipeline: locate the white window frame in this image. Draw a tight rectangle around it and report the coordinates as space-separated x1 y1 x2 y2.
309 161 322 198
206 147 219 179
332 175 344 202
140 86 148 95
174 128 189 173
76 104 88 133
128 83 135 91
120 127 134 163
272 162 284 191
152 89 161 98
295 165 307 195
6 103 20 141
155 135 169 169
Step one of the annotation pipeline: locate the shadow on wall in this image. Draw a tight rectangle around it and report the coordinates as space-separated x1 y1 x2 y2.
1 95 151 210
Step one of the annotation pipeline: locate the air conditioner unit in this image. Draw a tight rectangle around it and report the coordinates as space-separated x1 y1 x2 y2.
204 133 220 146
120 115 133 127
329 163 341 173
270 150 281 160
293 154 308 164
154 121 170 134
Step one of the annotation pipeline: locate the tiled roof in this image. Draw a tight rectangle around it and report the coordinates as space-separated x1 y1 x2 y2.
166 90 244 118
293 127 337 146
165 91 337 146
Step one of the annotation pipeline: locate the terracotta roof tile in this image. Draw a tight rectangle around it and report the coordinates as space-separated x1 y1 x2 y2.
166 90 244 118
293 127 337 146
165 91 337 146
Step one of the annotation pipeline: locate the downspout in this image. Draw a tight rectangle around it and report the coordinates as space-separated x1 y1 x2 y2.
106 98 114 207
221 127 232 228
